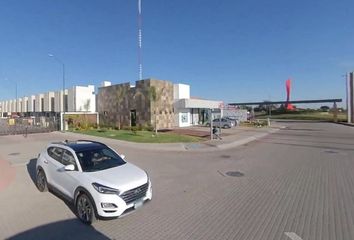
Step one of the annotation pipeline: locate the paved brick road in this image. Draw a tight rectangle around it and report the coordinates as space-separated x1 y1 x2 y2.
0 122 353 240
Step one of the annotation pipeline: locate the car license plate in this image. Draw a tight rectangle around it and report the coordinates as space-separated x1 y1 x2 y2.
134 199 143 209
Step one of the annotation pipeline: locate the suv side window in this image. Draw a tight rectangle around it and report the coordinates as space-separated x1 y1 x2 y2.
48 147 64 162
62 150 77 167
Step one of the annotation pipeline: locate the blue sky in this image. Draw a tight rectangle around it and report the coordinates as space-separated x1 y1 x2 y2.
0 0 353 107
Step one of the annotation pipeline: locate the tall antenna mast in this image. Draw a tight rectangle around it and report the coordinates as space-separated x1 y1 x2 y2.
138 0 143 80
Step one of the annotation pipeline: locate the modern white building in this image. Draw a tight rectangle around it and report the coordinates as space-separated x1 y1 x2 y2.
44 92 55 112
10 100 15 113
54 90 68 112
67 85 96 113
21 97 29 113
35 94 44 113
0 85 96 117
28 95 36 113
173 83 222 127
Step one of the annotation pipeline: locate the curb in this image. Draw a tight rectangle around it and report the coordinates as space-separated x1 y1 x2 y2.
56 131 187 152
333 122 354 127
216 128 279 150
55 128 279 152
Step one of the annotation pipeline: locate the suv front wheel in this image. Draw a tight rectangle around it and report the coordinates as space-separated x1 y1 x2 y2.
76 193 97 225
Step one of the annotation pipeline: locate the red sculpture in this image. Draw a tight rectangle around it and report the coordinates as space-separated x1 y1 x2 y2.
286 79 294 110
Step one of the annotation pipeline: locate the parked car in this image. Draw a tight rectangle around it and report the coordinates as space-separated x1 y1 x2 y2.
206 118 235 128
36 140 152 224
224 117 240 127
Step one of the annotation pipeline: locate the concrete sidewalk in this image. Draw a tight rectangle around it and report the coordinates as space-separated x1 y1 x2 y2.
60 125 283 152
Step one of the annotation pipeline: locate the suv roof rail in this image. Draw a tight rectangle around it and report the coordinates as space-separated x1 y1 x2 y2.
51 140 107 147
51 141 66 145
76 140 107 146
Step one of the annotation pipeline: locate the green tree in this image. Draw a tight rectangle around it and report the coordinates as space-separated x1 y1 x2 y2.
82 99 91 129
320 106 330 112
83 99 91 112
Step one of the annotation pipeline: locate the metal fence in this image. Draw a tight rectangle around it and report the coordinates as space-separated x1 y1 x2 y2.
0 117 59 136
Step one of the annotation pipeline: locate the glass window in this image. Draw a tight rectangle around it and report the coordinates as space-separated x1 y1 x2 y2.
62 150 76 167
76 147 126 172
47 147 63 162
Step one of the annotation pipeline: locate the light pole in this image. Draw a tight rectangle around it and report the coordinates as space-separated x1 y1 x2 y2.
48 54 66 131
15 82 17 113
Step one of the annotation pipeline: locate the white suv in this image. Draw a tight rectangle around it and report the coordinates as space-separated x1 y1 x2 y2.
36 140 152 224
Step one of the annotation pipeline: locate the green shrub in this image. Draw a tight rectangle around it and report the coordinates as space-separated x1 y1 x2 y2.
122 126 131 131
131 126 138 135
142 124 154 132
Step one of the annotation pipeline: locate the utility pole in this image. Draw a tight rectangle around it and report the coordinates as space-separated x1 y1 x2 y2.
209 109 213 140
49 54 66 131
138 0 143 80
15 82 17 113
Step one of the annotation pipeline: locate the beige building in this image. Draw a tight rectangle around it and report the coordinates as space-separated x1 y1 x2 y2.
97 78 222 129
98 78 174 129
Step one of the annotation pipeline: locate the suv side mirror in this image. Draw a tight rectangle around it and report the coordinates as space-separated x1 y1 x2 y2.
64 164 75 171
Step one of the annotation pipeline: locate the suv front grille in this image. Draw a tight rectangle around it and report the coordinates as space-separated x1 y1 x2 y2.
120 183 149 204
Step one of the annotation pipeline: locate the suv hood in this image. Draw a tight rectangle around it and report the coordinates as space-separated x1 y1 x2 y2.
84 163 148 192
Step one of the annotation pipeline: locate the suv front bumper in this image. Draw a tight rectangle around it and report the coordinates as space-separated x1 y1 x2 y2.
93 181 152 218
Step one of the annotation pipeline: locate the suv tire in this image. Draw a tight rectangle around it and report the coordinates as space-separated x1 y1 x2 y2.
36 169 48 192
76 193 97 225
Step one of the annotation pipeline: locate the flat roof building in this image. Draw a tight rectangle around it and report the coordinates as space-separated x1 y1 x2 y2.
0 85 96 117
97 78 222 129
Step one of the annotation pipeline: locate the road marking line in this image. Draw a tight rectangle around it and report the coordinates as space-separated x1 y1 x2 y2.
285 232 303 240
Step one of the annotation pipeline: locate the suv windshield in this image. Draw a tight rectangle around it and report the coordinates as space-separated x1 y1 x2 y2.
76 147 126 172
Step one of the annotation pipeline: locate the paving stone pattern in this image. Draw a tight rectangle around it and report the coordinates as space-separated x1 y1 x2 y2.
0 122 353 240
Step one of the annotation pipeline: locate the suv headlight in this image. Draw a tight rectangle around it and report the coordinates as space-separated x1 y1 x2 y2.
92 183 120 194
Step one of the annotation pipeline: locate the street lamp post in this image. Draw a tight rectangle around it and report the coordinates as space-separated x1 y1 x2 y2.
48 54 65 131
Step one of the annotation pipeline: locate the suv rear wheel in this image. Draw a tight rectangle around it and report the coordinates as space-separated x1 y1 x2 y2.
36 170 48 192
76 193 97 225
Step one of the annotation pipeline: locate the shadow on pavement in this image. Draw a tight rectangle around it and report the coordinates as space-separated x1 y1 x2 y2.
5 219 110 240
26 158 37 186
26 158 77 216
264 141 354 152
273 120 329 123
25 158 117 223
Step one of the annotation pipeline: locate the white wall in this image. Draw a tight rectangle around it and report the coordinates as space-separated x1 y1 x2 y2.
17 98 22 112
22 97 28 112
11 100 15 112
35 94 44 112
173 84 190 100
67 88 75 112
28 95 36 112
44 92 55 112
67 85 96 112
102 81 111 87
175 109 191 127
222 109 248 121
1 101 5 113
54 90 67 112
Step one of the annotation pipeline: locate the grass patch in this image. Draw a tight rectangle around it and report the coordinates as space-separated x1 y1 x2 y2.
256 111 347 122
71 129 203 143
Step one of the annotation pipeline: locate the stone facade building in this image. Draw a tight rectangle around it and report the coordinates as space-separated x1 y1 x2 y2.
97 79 174 129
